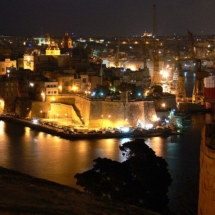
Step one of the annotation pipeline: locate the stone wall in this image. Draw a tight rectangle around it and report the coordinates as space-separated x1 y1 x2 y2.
88 100 156 128
198 123 215 214
31 101 50 118
19 94 157 129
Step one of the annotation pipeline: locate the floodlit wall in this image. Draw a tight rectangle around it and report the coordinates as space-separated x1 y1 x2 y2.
21 94 157 129
198 123 215 215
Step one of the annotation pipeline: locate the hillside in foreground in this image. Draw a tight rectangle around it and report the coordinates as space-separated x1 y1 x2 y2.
0 166 159 215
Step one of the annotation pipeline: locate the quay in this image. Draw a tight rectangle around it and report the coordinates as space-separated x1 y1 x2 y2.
0 115 181 140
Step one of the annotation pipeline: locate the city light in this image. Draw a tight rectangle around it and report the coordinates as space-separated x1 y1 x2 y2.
41 91 45 101
121 127 130 133
161 103 166 108
145 124 153 129
32 118 39 124
72 85 78 92
152 115 159 122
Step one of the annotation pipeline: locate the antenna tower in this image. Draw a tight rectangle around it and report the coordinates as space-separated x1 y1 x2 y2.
153 4 157 37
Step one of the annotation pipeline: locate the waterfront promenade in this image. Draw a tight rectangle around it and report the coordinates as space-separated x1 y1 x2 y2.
0 115 179 140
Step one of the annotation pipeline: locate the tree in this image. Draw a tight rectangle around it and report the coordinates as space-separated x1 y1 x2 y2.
75 139 172 214
120 139 172 214
150 85 163 96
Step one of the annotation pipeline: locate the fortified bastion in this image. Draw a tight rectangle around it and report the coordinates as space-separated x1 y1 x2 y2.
16 93 176 129
198 123 215 214
27 94 157 128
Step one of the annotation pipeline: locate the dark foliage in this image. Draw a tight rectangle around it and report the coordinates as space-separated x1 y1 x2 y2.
75 139 172 214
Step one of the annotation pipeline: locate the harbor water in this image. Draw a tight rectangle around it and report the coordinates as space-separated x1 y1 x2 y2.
0 112 207 214
0 71 206 213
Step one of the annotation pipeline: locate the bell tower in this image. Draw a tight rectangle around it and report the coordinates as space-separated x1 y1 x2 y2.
61 32 72 49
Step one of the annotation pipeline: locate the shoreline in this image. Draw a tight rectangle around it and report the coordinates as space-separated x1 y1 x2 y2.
0 116 182 140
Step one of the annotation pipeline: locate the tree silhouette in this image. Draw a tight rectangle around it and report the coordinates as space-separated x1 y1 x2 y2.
75 139 172 214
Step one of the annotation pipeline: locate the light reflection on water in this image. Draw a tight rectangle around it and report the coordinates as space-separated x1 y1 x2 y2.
0 73 209 212
0 71 207 213
0 113 206 213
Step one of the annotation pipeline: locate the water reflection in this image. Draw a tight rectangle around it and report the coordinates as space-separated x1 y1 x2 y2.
0 112 207 213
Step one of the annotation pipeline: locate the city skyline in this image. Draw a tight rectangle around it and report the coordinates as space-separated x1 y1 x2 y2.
0 0 215 37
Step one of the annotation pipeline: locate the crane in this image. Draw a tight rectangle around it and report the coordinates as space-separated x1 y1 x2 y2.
144 39 161 86
175 43 187 102
187 30 209 104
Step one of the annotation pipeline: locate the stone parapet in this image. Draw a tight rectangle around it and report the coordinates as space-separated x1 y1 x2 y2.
198 123 215 215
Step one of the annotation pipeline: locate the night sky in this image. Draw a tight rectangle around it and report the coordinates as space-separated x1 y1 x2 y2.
0 0 215 37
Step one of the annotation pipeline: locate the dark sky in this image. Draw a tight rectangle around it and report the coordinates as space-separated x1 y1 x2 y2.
0 0 215 37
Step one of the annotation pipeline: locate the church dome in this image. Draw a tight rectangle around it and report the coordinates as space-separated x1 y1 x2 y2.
46 41 60 55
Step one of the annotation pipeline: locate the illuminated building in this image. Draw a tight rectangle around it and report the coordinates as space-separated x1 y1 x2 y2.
46 41 61 56
61 32 72 49
0 58 16 75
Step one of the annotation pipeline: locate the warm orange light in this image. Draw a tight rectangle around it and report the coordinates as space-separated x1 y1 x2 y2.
161 103 166 108
72 85 78 91
152 115 159 122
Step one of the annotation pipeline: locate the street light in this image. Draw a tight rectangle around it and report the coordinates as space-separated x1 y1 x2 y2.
72 85 78 93
161 103 166 110
41 91 45 102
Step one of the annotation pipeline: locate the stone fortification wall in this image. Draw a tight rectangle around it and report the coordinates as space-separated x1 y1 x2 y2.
198 123 215 215
88 100 156 128
48 95 91 125
46 95 75 104
46 94 157 128
50 102 82 125
25 94 157 128
31 101 50 118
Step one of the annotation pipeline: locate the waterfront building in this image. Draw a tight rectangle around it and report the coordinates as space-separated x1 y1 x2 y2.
0 75 19 113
